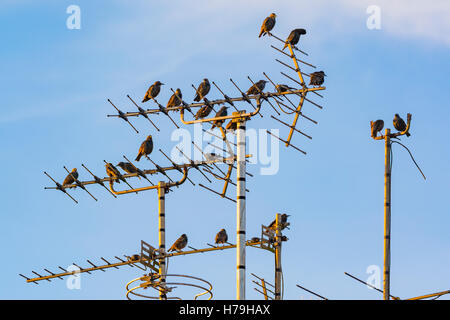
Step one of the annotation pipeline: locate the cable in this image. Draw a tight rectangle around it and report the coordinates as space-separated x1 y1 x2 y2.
391 141 426 180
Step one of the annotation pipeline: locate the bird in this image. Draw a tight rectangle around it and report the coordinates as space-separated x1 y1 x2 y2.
166 88 182 110
246 80 268 95
275 84 295 93
168 234 188 252
371 119 384 138
205 152 222 162
194 104 213 120
117 162 145 179
282 28 307 50
309 71 326 86
211 106 229 129
135 135 153 161
105 162 123 184
142 81 164 103
268 213 290 231
215 229 228 245
193 79 210 102
225 119 237 132
393 114 410 137
63 168 78 185
259 13 277 38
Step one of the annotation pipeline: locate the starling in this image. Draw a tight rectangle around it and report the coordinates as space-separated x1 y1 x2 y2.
259 13 277 38
211 106 229 129
393 114 410 137
205 152 222 162
166 88 182 110
215 229 228 245
135 135 154 161
105 162 123 184
193 79 210 102
282 28 307 50
309 71 326 86
246 80 268 95
117 162 144 179
142 81 164 103
268 213 290 231
194 104 213 120
371 119 384 138
63 168 78 185
275 84 295 93
225 119 237 132
168 234 188 252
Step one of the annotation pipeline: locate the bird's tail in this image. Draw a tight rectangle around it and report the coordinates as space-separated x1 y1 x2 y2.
193 95 200 102
406 132 411 137
259 29 264 38
282 42 288 50
135 154 142 162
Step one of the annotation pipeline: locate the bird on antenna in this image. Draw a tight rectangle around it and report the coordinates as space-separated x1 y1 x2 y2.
63 168 78 186
142 81 164 103
168 234 188 252
135 135 154 162
371 119 384 138
283 28 306 50
393 114 410 137
215 229 228 246
259 13 277 38
193 79 211 102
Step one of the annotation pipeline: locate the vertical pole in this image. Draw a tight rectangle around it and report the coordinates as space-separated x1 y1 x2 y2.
158 181 167 300
383 129 391 300
236 119 246 300
274 213 282 300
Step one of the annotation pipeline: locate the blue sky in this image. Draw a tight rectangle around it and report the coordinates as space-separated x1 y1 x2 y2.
1 0 449 300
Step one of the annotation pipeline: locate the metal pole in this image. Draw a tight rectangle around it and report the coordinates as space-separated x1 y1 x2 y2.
236 119 246 300
383 129 391 300
158 181 167 300
274 213 282 300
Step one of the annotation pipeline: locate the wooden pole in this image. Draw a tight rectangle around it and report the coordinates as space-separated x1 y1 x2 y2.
274 213 282 300
383 129 391 300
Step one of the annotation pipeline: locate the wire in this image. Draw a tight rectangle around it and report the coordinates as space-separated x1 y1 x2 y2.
391 141 426 180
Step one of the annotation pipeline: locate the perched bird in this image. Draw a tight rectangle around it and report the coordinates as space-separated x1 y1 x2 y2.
205 152 222 162
117 162 144 179
246 80 268 95
268 213 290 231
309 71 326 86
135 135 154 162
371 119 384 138
194 104 213 120
168 234 188 252
259 13 277 38
275 84 295 93
142 81 164 103
249 237 260 243
215 229 228 245
193 79 210 102
282 28 307 50
166 88 182 110
211 106 229 129
63 168 78 185
105 162 123 184
225 119 237 132
393 114 410 137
